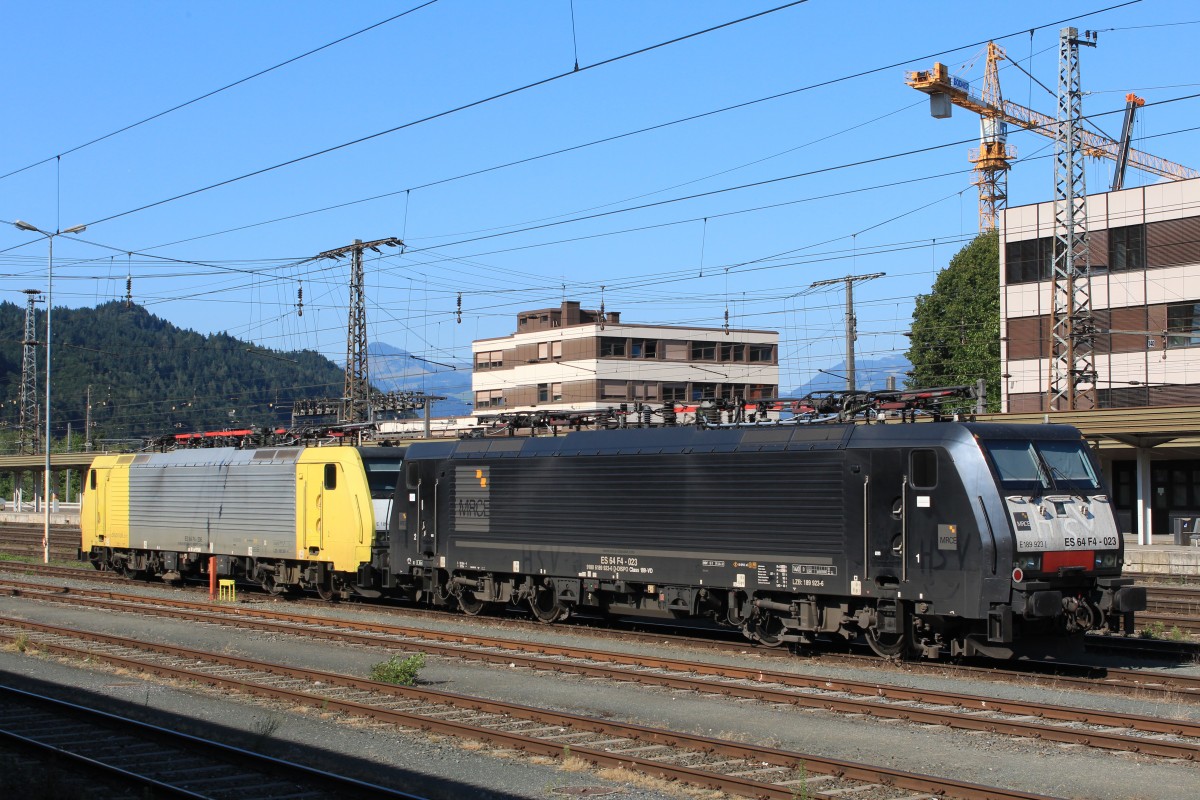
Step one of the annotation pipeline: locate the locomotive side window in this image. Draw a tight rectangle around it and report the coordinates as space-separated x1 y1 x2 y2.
89 469 96 490
405 462 420 489
910 449 937 489
324 463 337 490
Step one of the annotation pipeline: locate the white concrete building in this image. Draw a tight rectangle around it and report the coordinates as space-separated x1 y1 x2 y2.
471 301 779 420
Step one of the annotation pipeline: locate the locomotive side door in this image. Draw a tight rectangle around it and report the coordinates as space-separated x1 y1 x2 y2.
866 450 907 587
298 463 325 555
906 448 965 606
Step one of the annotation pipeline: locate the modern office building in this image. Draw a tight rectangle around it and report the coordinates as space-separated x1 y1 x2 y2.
999 177 1200 537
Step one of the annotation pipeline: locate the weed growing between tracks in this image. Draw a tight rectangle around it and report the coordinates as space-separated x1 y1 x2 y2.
1140 620 1189 641
369 652 426 685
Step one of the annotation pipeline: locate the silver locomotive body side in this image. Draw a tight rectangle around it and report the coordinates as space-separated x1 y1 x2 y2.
127 448 301 559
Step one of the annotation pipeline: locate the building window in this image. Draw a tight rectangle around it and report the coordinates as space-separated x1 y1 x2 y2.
601 380 627 399
536 383 563 402
475 350 503 369
474 389 505 408
630 339 658 358
536 341 563 360
719 343 743 362
1109 224 1146 271
745 384 775 400
690 342 716 360
631 382 659 401
600 337 627 357
662 341 689 360
1004 237 1053 284
691 382 718 401
662 383 687 402
1166 302 1200 349
747 344 774 363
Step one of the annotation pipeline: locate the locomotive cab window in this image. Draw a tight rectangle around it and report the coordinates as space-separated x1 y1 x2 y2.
910 449 937 489
324 463 337 490
981 439 1099 492
363 459 402 499
405 462 420 489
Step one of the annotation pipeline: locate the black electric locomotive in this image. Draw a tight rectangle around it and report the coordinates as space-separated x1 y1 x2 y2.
379 420 1145 658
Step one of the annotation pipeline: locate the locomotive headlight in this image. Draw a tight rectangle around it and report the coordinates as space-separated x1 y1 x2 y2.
1014 553 1042 573
1095 551 1119 569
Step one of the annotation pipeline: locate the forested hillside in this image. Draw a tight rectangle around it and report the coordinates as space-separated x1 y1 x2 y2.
0 301 346 448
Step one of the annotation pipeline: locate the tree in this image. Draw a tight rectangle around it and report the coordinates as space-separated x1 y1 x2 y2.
906 231 1001 411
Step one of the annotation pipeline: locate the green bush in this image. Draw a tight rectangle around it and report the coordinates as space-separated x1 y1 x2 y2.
370 653 426 685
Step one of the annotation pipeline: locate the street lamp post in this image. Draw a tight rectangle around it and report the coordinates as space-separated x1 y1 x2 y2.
12 219 87 563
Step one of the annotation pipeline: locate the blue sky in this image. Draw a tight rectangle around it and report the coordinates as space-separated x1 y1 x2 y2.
2 0 1198 395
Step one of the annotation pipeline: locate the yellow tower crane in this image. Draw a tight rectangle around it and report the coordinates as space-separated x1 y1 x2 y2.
906 43 1198 232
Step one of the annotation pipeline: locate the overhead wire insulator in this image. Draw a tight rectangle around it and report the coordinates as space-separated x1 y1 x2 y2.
456 292 462 324
297 281 304 317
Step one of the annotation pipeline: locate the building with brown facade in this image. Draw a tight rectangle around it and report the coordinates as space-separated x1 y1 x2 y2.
471 301 779 421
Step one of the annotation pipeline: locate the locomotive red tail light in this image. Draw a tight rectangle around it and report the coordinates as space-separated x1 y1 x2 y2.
1011 567 1024 583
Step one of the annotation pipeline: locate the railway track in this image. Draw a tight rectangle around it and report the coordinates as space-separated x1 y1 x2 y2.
4 527 1198 639
0 682 423 800
0 617 1062 800
3 563 1198 697
4 579 1200 762
0 523 81 562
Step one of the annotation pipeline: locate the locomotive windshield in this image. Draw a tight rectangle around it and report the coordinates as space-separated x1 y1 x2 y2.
981 439 1099 492
362 459 403 500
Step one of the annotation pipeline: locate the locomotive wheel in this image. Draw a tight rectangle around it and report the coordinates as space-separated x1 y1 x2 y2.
315 581 336 602
749 613 787 648
529 586 565 623
456 588 485 616
866 610 910 659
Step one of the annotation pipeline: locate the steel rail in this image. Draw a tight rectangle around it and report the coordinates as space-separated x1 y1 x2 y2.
0 682 424 799
5 568 1198 699
0 619 1059 800
5 583 1200 760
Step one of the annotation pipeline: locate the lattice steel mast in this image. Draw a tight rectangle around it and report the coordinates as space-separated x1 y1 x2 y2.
18 289 42 454
309 237 403 423
344 241 369 423
1048 27 1098 411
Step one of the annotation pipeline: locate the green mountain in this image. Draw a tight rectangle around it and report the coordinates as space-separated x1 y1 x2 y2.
0 301 346 447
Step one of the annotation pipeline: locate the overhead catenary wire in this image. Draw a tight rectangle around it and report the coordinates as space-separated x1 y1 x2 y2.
93 0 1146 258
0 0 444 183
76 1 813 230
